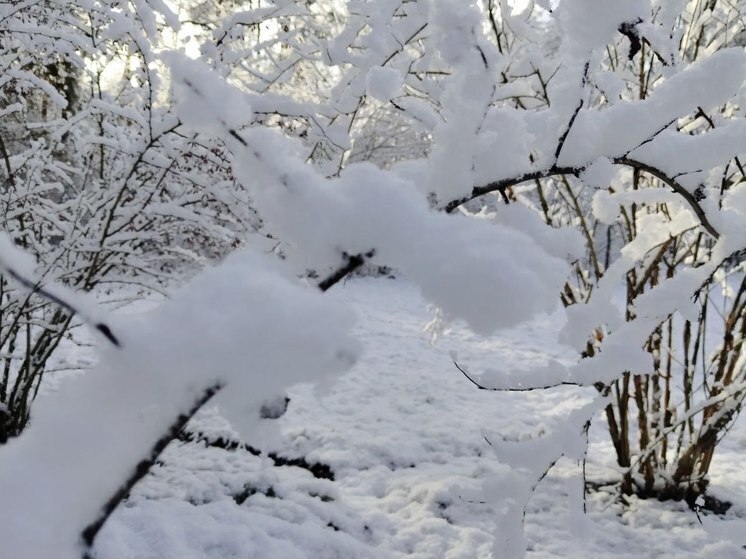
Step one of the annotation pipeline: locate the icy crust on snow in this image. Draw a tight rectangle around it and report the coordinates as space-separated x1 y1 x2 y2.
0 250 358 559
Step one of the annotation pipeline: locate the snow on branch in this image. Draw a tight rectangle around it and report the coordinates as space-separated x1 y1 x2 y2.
169 54 577 334
80 382 223 556
0 250 359 559
557 48 746 167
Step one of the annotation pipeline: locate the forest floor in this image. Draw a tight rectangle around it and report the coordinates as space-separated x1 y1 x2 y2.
59 277 746 558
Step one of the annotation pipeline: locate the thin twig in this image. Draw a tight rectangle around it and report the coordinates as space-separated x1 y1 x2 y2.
554 61 589 163
453 360 579 391
696 106 746 182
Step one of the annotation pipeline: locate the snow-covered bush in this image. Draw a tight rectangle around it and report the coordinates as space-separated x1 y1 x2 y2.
1 1 746 558
0 0 258 441
478 0 746 504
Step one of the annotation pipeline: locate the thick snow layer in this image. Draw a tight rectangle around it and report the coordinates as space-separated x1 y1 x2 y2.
0 249 358 559
559 48 746 167
67 278 746 559
557 0 648 56
366 66 403 101
168 55 573 336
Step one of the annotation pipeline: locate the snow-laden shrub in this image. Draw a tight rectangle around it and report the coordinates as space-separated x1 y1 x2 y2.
2 1 746 558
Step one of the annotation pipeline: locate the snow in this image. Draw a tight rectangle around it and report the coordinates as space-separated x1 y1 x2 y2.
0 249 358 559
557 0 648 56
29 277 746 559
591 189 619 224
474 109 534 186
168 54 254 138
580 157 615 189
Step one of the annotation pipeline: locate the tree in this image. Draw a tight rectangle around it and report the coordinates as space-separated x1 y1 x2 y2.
0 1 746 558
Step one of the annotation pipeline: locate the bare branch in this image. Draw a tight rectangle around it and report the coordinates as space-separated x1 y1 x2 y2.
554 61 590 163
453 360 579 392
445 158 720 239
444 166 581 213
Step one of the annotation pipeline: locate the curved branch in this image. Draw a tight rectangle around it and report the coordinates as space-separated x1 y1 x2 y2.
444 166 581 213
612 157 719 239
444 159 720 239
453 360 579 392
0 259 120 347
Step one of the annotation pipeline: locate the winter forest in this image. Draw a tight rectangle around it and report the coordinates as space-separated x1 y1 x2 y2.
1 0 746 557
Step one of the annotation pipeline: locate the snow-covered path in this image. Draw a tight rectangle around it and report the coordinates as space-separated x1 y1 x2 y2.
94 278 746 558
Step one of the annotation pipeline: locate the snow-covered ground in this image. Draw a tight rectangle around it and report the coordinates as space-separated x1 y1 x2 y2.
85 278 746 558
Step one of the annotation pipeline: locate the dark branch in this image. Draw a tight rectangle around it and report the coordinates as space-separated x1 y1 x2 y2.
453 360 579 392
81 382 223 556
0 262 120 347
0 133 15 187
554 61 589 163
475 44 489 69
613 157 720 239
618 19 643 60
618 19 671 66
444 166 581 213
444 158 720 239
317 250 375 292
